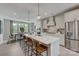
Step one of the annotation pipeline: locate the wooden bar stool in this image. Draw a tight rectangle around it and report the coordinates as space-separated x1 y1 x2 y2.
33 40 48 56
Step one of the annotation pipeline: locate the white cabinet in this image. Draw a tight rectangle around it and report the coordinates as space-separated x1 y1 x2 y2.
60 34 64 46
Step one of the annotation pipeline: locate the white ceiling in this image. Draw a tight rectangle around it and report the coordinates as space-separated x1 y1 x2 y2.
0 3 78 20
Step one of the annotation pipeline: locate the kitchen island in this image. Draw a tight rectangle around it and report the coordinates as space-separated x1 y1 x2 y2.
24 34 60 56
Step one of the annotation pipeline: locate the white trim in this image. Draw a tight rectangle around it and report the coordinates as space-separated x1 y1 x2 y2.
0 16 34 23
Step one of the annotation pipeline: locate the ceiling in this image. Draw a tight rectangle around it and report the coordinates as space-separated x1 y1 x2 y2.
0 3 78 20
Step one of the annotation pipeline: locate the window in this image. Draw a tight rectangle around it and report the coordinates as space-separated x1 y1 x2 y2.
13 23 17 33
18 23 28 33
24 24 28 32
12 22 29 33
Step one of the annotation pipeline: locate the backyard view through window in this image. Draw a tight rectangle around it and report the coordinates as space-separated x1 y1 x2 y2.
13 22 28 33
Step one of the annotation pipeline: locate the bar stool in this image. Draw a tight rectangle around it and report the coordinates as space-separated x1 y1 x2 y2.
19 34 24 46
33 40 48 56
21 35 28 55
23 37 34 56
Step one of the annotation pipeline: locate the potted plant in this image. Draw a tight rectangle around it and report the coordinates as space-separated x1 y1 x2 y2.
20 27 24 33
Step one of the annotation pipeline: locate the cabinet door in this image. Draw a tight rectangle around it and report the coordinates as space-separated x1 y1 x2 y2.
60 34 65 46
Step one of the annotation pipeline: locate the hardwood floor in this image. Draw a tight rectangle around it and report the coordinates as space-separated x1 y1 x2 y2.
0 42 79 56
0 42 24 56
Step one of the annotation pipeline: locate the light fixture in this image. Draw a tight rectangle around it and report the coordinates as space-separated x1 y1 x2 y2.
28 10 30 21
37 2 41 20
37 15 41 19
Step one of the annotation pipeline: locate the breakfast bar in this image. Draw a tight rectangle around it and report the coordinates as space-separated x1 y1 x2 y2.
24 34 60 56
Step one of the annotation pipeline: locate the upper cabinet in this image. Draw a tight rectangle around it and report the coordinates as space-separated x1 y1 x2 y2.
64 9 79 22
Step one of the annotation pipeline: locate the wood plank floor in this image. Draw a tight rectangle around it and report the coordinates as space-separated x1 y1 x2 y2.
0 42 24 56
0 42 79 56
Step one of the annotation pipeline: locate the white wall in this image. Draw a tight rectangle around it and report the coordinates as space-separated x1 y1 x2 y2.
31 18 41 28
0 19 11 44
3 19 10 42
55 14 65 29
55 14 65 46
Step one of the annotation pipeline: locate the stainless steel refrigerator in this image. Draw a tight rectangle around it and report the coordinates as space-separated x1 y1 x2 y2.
65 20 79 52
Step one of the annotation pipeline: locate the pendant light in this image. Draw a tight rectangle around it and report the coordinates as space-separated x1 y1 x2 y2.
28 10 30 21
37 2 41 19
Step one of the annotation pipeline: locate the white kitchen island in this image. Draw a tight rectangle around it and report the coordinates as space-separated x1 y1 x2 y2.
24 34 60 56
